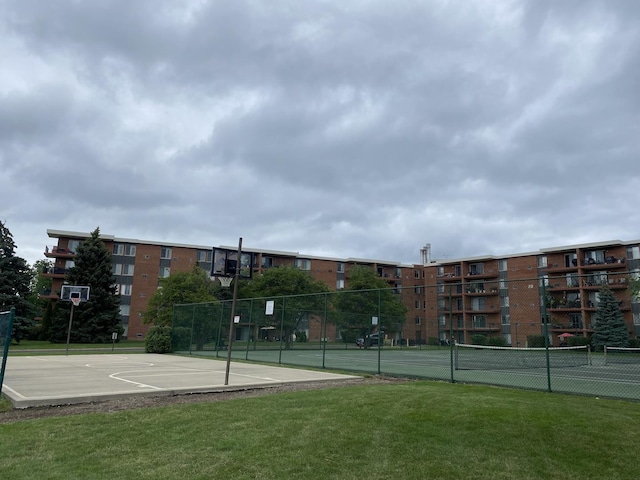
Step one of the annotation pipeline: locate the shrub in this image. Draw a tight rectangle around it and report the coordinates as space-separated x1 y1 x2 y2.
171 327 191 351
628 338 640 348
145 326 172 354
527 335 546 348
470 334 487 346
487 336 507 347
567 336 591 347
295 330 308 343
428 337 440 346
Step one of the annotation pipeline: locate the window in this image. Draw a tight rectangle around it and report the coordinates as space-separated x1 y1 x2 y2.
627 246 640 260
584 250 605 264
501 296 510 307
68 240 81 253
113 264 134 276
415 300 421 309
565 253 578 267
438 315 446 326
336 262 344 273
395 268 402 278
161 247 172 259
633 313 640 325
415 317 422 325
415 286 422 294
436 266 444 277
294 259 311 270
499 259 507 271
197 250 212 262
501 314 510 325
539 275 549 287
565 273 579 287
118 284 132 296
437 284 444 294
113 244 124 255
262 256 273 268
469 263 484 275
125 245 136 256
159 266 170 278
437 298 446 309
119 305 130 316
336 279 344 290
569 313 583 329
471 297 486 311
538 256 547 268
472 315 486 328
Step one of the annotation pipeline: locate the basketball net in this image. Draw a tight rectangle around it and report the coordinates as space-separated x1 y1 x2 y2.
216 276 233 288
71 297 81 307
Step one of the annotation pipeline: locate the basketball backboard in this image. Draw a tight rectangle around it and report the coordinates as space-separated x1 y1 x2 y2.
60 285 90 302
211 248 253 279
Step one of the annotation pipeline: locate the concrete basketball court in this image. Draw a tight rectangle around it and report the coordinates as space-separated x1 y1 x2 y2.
2 354 361 409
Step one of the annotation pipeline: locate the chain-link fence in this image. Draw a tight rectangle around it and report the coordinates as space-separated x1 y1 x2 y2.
0 308 15 397
173 276 640 401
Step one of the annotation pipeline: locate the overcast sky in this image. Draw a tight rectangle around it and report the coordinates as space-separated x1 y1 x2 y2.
2 0 639 268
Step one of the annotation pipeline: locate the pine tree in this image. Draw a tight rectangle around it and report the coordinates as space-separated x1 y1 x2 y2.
50 227 122 343
0 221 34 343
591 286 630 351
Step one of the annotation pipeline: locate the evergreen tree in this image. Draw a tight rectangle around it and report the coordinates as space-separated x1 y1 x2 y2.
592 286 630 351
0 221 34 343
50 227 121 343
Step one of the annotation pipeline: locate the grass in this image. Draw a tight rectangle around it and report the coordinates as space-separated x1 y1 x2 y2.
1 381 639 479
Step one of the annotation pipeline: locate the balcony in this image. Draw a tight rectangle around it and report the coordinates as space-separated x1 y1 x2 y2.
44 246 76 258
580 256 626 269
465 270 498 280
41 267 69 278
38 289 60 300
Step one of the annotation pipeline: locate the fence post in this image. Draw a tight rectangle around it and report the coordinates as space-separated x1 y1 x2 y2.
278 297 285 364
541 279 552 392
322 293 327 369
377 289 382 375
449 284 455 383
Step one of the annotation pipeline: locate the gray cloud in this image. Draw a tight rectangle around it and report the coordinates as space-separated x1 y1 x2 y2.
2 0 639 268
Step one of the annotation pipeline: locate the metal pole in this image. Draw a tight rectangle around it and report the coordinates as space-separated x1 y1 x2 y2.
278 297 285 364
377 289 381 375
65 303 75 356
449 284 455 383
541 279 552 392
322 293 327 369
224 237 242 386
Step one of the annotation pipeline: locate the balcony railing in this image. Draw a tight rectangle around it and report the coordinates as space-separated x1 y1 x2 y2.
42 267 69 276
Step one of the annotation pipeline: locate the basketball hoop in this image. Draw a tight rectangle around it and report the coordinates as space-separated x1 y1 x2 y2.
70 296 81 307
216 276 233 288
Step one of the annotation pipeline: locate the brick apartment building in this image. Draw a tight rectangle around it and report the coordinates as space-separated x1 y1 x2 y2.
41 229 420 340
41 230 639 346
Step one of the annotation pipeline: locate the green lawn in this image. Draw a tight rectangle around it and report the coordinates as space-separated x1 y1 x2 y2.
1 381 638 479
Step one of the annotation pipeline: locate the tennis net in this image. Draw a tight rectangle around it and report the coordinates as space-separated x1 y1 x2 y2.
454 343 590 371
603 346 640 365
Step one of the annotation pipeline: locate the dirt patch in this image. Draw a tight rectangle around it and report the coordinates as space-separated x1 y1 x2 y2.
0 376 410 424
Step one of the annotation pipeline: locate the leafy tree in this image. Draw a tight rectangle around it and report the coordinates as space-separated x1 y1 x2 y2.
242 266 330 349
592 286 630 351
143 266 219 327
332 265 408 343
50 227 121 343
143 266 220 350
0 221 34 343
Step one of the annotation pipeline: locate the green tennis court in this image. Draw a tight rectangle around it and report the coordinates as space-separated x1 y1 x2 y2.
186 346 640 401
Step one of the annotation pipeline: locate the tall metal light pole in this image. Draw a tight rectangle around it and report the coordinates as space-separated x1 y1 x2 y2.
224 237 242 386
